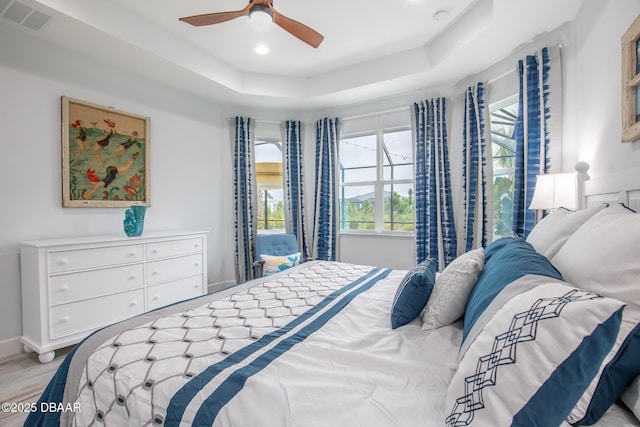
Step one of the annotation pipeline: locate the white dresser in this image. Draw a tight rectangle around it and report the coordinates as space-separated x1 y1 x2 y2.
20 231 208 363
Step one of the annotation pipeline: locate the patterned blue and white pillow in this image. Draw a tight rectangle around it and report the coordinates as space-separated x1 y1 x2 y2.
390 258 437 329
448 276 640 427
260 252 302 275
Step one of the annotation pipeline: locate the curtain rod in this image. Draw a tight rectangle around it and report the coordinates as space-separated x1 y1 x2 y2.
341 106 409 122
487 68 515 85
228 106 411 125
227 118 283 125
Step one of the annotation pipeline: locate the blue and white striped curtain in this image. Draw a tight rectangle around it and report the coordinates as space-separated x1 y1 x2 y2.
282 120 310 259
512 47 562 237
412 99 457 270
231 117 258 282
311 118 340 261
461 83 492 252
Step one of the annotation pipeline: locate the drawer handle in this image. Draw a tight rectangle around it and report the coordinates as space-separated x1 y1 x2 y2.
194 262 200 267
152 294 160 301
130 301 139 307
58 285 69 292
58 258 68 265
60 316 70 324
129 274 138 280
151 248 159 254
128 251 138 257
151 270 160 276
194 243 200 248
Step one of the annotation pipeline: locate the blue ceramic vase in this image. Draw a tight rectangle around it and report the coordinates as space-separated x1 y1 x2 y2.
123 205 146 237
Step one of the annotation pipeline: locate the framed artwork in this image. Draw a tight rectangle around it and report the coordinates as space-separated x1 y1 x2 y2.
61 96 150 207
622 15 640 142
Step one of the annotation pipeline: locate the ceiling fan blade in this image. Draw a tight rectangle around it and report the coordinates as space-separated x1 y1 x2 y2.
179 5 252 27
269 5 324 48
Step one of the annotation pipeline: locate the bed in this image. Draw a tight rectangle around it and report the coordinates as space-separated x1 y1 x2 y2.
25 166 640 427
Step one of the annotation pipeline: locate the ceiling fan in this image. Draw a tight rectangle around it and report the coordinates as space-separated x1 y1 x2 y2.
179 0 324 48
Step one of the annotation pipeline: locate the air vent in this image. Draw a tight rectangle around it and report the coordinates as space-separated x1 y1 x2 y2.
23 9 50 30
0 0 11 15
1 0 51 31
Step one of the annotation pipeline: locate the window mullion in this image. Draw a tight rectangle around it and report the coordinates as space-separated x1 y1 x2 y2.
375 131 384 232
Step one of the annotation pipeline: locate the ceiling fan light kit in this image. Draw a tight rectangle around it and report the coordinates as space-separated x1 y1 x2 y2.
179 0 324 48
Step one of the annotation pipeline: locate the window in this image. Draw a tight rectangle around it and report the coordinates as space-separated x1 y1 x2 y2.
255 140 284 232
339 128 414 233
490 98 518 238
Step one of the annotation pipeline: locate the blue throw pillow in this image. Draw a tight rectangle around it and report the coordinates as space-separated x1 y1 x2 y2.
483 236 517 262
462 238 562 343
390 258 437 329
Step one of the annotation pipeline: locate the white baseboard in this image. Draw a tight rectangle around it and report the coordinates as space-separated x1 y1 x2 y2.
0 336 22 359
208 280 237 293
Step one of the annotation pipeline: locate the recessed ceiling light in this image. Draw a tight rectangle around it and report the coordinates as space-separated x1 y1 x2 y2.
255 44 269 55
433 9 450 21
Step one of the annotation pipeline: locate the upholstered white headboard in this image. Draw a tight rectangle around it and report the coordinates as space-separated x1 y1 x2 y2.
584 165 640 212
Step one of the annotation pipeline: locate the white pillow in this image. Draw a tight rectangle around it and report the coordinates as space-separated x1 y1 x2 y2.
526 204 606 259
260 252 301 275
551 203 640 303
622 375 640 420
421 248 484 330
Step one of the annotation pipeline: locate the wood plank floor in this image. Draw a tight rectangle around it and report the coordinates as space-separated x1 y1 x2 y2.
0 347 71 427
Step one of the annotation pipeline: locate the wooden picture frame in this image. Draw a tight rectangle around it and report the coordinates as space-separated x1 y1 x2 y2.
62 96 150 207
622 15 640 142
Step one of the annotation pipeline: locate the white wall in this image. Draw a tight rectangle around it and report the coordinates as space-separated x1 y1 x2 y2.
563 0 640 177
0 26 235 345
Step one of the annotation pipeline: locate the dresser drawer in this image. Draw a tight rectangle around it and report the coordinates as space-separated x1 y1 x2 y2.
49 264 144 305
147 274 204 311
147 254 203 285
146 237 203 260
49 289 144 339
48 245 144 273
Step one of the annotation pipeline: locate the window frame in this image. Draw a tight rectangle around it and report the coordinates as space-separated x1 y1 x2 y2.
489 95 518 240
339 126 414 236
255 138 285 234
622 14 640 142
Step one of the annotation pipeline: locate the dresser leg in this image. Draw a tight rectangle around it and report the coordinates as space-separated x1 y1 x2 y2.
38 351 55 364
23 344 35 354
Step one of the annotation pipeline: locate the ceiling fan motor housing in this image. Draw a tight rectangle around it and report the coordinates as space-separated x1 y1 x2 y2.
250 4 273 19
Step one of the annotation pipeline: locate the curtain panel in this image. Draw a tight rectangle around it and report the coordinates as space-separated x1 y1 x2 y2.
231 116 258 282
282 120 310 259
512 46 562 237
461 82 493 252
412 99 457 270
312 118 340 261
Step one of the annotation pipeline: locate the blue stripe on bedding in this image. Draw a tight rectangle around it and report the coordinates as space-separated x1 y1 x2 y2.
512 307 622 426
576 322 640 425
24 346 79 427
166 267 390 426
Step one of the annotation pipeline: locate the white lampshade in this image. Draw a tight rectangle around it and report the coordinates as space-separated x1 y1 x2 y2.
529 173 577 211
